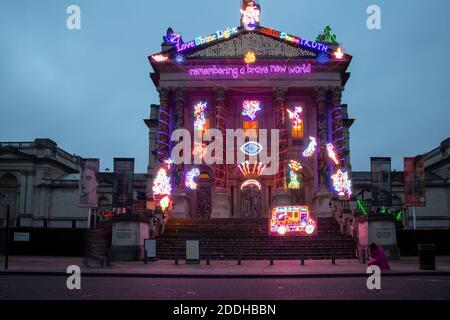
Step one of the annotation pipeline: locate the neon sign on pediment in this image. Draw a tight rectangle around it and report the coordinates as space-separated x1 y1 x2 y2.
176 27 239 53
188 63 312 79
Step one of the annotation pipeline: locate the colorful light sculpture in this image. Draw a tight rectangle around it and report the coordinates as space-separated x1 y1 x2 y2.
334 47 344 59
242 100 261 120
317 52 329 64
193 101 208 131
331 169 352 197
244 50 256 64
302 137 317 157
241 1 260 31
288 160 302 189
192 143 207 159
240 141 263 156
151 54 169 63
287 106 303 127
238 161 266 177
152 168 171 196
270 206 316 236
185 168 200 190
240 179 262 190
159 195 170 211
327 143 340 165
173 53 186 65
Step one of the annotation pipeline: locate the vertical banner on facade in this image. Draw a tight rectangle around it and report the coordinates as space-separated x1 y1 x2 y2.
79 158 99 207
113 158 135 209
371 157 392 207
404 157 426 206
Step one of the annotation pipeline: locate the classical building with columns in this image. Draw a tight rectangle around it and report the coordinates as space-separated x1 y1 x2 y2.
146 1 354 221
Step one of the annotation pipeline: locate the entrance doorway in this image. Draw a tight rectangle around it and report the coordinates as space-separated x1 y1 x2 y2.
240 183 262 218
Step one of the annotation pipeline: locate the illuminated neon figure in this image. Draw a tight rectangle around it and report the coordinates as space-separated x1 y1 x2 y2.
287 106 303 127
192 143 207 159
193 102 208 131
242 100 261 120
331 169 352 197
270 206 316 236
151 54 169 63
241 179 262 190
244 51 256 64
185 168 200 190
334 47 344 59
327 143 340 165
152 168 171 196
240 0 260 31
160 195 170 210
238 161 266 177
288 160 302 189
302 137 317 157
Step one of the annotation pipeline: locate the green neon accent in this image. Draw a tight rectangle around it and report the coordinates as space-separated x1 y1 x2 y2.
357 199 368 215
395 211 402 222
316 25 337 43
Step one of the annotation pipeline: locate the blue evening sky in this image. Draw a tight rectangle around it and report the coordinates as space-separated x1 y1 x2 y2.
1 0 449 172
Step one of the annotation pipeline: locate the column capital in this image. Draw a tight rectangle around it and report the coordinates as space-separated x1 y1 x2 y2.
314 87 327 104
274 87 287 102
214 87 227 102
331 86 342 103
174 87 186 103
158 87 170 100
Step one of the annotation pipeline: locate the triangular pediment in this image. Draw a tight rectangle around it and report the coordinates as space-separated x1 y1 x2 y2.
188 32 316 59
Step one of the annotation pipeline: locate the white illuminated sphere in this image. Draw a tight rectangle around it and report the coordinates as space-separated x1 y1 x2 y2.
305 224 315 235
277 226 287 235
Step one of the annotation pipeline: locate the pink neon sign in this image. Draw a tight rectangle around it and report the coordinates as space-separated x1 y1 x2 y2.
188 64 312 79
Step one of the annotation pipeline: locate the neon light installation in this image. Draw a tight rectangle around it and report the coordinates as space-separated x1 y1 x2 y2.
192 143 207 159
151 54 169 63
327 143 340 165
287 106 303 127
288 160 302 189
244 51 256 64
152 168 172 196
331 169 352 197
241 0 260 31
238 161 266 177
242 100 261 120
259 27 329 53
270 206 316 236
185 168 200 190
193 102 208 131
302 137 317 157
334 47 344 59
160 195 170 211
173 53 186 65
240 141 263 156
176 27 239 53
240 179 262 190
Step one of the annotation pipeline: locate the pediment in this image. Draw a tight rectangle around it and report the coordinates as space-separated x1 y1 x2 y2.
188 32 316 59
0 148 35 160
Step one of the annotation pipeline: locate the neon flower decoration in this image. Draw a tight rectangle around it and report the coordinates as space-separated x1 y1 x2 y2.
160 195 170 211
238 161 266 177
331 169 352 197
185 168 200 190
288 160 302 189
193 102 208 131
192 143 207 159
270 206 316 236
317 52 329 64
240 141 263 156
241 1 260 31
327 143 340 165
287 106 303 127
164 158 174 170
240 179 262 190
244 51 256 64
173 53 186 65
152 168 171 196
302 137 317 157
151 54 169 63
242 100 261 120
334 47 344 59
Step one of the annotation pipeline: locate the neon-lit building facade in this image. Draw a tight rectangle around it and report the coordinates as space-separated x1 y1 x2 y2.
145 1 354 221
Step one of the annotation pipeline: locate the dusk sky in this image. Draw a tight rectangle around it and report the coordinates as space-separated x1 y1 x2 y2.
1 0 449 173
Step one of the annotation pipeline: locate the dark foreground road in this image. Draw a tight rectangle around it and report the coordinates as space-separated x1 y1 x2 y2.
1 275 450 300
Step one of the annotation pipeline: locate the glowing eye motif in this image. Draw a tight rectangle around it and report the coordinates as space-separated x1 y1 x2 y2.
240 141 263 156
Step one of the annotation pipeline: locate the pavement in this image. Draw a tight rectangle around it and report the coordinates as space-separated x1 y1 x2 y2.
1 255 450 278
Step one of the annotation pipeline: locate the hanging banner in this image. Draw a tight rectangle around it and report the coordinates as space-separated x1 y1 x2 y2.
371 157 392 207
79 158 99 208
113 158 135 209
404 157 427 206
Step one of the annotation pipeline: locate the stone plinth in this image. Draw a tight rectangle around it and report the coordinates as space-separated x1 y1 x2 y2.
312 191 332 217
172 192 190 218
272 190 291 207
110 214 150 261
210 190 230 219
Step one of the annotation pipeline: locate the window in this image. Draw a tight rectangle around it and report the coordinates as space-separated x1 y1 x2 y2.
243 120 258 139
291 122 304 139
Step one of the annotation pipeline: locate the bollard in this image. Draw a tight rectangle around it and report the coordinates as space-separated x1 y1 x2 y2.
269 255 274 266
331 254 335 265
301 255 305 266
237 254 242 266
144 250 148 265
175 252 179 265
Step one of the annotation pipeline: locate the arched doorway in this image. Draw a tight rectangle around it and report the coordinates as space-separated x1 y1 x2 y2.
0 172 19 227
240 180 262 218
194 172 212 218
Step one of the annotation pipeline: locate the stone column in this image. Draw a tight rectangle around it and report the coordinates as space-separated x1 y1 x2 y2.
331 87 345 171
211 87 231 218
313 87 332 217
156 87 170 165
172 87 190 218
272 87 290 207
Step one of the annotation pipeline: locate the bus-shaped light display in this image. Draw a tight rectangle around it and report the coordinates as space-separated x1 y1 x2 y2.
270 206 316 236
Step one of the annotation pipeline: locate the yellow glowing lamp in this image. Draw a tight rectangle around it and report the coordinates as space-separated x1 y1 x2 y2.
244 51 256 64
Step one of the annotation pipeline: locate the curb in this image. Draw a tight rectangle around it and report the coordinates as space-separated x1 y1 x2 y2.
1 270 450 279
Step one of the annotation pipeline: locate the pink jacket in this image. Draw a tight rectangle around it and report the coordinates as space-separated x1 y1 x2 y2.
368 247 391 271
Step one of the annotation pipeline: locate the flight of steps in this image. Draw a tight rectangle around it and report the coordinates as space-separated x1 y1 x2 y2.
156 217 357 260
